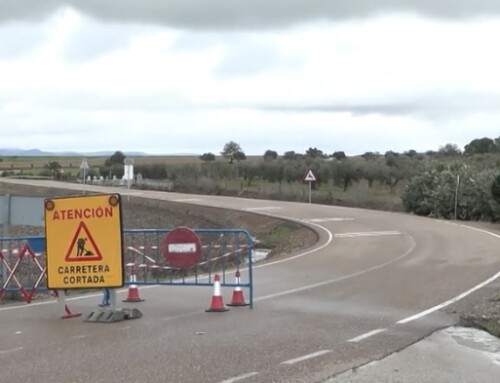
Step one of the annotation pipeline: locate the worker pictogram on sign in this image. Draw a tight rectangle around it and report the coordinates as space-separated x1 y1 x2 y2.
65 221 103 262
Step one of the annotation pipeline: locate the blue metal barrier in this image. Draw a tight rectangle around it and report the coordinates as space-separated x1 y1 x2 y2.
0 228 254 308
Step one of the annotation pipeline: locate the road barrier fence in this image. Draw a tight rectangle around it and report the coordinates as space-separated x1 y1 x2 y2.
0 228 254 308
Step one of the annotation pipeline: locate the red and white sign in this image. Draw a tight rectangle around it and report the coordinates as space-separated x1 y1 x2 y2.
161 227 202 269
303 169 317 182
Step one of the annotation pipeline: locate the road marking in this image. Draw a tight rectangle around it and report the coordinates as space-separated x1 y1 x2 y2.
174 198 201 202
306 217 354 222
71 335 87 340
161 310 204 321
348 329 386 343
0 284 157 312
218 372 259 383
0 347 23 355
15 331 22 335
256 232 416 301
335 231 402 238
243 206 282 211
397 269 500 324
281 350 332 365
254 220 334 269
397 223 500 325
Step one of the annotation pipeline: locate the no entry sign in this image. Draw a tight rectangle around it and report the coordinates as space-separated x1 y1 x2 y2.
161 227 202 269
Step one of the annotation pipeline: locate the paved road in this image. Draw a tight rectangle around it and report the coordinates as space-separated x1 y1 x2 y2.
0 179 499 383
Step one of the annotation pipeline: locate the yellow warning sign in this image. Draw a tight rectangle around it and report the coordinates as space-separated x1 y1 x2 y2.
44 194 124 289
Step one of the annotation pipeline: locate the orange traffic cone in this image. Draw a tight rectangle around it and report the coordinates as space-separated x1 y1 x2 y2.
227 270 249 307
123 272 144 303
62 303 82 319
55 290 81 319
206 274 229 312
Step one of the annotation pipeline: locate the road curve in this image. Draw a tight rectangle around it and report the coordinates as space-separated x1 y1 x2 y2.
1 178 499 383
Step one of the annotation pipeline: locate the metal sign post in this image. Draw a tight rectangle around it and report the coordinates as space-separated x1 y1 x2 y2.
124 158 134 201
80 159 89 194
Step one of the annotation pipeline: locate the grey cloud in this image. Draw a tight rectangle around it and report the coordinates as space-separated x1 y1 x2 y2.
256 92 500 119
1 1 499 30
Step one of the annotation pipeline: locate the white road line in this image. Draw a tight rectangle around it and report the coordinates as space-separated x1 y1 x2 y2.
15 331 22 335
0 285 158 312
335 231 402 238
397 270 500 324
306 218 354 223
243 206 282 211
281 350 332 365
0 347 23 355
256 232 416 301
161 310 204 321
218 372 259 383
174 198 201 202
347 329 386 343
254 221 334 269
397 223 500 325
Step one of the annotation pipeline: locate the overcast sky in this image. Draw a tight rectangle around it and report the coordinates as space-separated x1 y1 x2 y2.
1 1 499 156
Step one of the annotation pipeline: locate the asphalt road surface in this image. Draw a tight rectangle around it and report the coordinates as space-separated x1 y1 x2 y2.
1 179 499 383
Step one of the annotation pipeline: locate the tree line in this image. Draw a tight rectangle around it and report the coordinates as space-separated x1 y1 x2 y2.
14 135 498 222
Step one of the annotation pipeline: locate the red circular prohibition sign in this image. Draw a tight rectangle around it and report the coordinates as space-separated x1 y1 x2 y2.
161 227 202 269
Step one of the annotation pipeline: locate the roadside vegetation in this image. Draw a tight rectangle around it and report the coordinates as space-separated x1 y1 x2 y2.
2 136 499 221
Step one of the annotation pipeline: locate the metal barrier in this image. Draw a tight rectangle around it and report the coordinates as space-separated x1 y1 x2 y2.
0 228 254 308
0 236 48 303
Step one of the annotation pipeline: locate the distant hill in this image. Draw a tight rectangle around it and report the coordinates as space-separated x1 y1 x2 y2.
0 148 149 157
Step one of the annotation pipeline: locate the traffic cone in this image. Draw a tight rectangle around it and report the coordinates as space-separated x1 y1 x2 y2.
227 270 249 307
206 274 229 312
55 290 81 319
123 271 144 303
62 304 82 319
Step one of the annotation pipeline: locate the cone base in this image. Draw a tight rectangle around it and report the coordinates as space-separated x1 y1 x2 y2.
227 291 249 306
205 307 229 312
61 306 82 319
123 297 145 302
123 286 144 302
206 296 228 312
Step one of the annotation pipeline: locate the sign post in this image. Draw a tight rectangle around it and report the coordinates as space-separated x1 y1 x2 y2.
80 159 89 194
303 169 317 204
123 158 134 201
